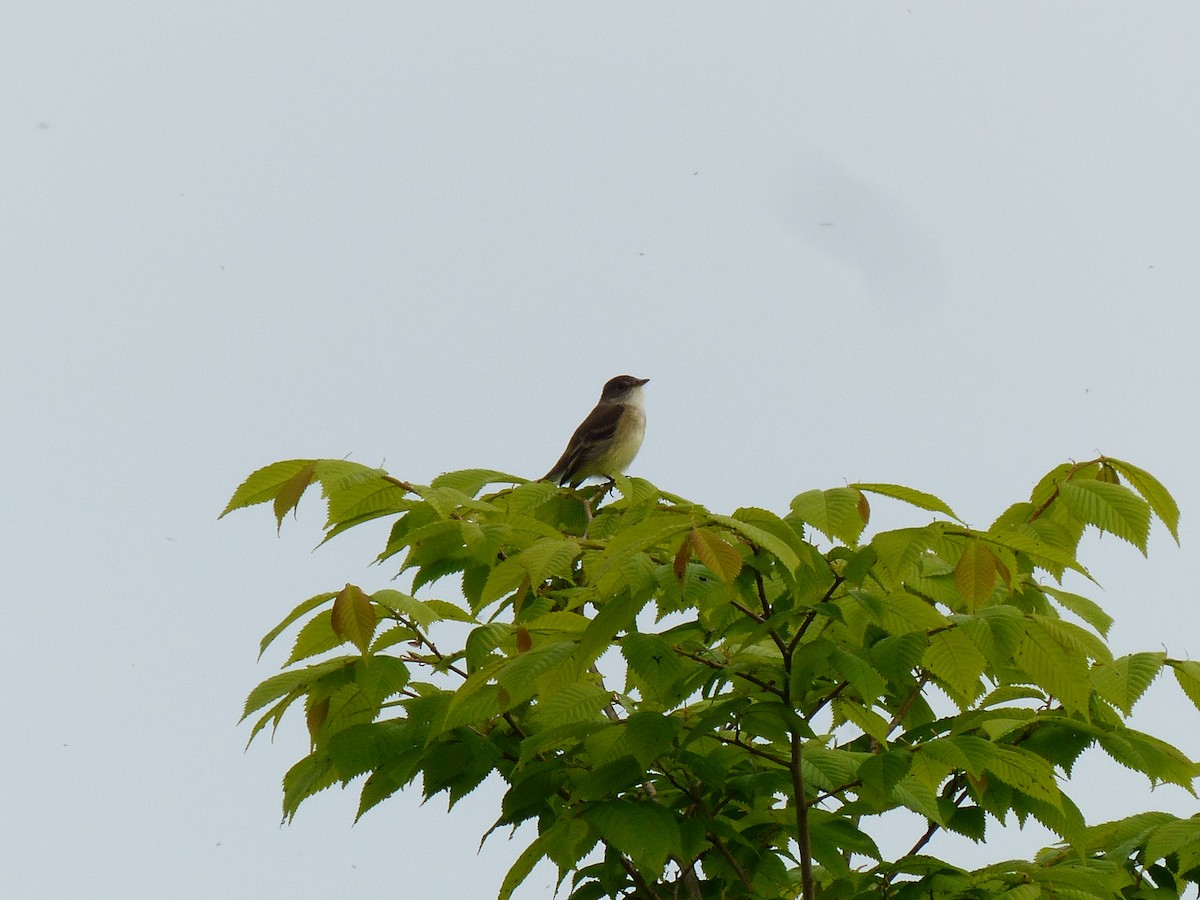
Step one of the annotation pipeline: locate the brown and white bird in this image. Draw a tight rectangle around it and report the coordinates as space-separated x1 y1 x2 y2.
543 375 649 487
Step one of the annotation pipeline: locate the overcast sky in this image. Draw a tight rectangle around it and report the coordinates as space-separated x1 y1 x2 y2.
4 4 1199 897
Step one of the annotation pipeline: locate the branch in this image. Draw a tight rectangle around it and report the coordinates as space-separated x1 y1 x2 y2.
790 730 815 900
704 732 791 768
786 574 844 658
675 649 786 699
805 679 848 719
885 675 929 739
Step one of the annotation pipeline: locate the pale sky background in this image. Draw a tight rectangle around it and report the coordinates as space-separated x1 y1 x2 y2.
4 4 1199 898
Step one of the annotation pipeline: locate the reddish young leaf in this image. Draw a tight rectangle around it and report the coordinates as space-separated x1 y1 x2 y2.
331 584 377 655
516 626 533 654
273 461 317 532
673 534 692 583
306 697 329 742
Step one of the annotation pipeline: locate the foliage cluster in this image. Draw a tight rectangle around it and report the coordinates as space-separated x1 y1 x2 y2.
224 456 1200 899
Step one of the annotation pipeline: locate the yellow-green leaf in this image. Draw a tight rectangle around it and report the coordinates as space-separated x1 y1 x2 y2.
790 487 867 546
1105 457 1180 543
1058 478 1151 554
688 529 743 584
953 538 996 612
850 482 963 523
221 459 316 517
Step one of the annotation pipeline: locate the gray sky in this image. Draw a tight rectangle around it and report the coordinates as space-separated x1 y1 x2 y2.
4 4 1199 897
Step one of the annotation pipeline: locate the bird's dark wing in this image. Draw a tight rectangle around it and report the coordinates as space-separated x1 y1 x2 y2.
542 401 623 485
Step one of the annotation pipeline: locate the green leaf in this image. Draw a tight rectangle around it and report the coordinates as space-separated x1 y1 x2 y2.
850 589 949 634
281 751 337 821
259 591 337 658
535 682 609 727
322 484 413 540
1104 458 1180 543
621 711 682 766
790 487 867 546
498 828 552 900
515 537 582 584
621 633 685 696
242 656 356 720
478 558 527 610
711 510 803 573
371 589 439 627
221 459 316 517
1014 618 1090 715
285 610 342 665
498 640 577 700
1039 585 1113 637
1090 652 1164 715
584 799 680 875
1170 660 1200 713
430 468 524 497
954 538 997 612
1058 478 1151 554
330 584 377 655
870 526 937 583
850 482 963 523
986 745 1061 805
832 698 891 743
828 647 886 704
923 627 986 704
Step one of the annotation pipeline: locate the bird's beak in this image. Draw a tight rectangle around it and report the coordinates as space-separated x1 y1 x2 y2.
636 378 650 386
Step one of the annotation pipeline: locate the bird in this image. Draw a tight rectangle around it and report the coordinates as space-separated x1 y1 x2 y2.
543 375 649 487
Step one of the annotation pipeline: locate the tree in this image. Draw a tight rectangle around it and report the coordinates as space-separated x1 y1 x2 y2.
223 456 1200 899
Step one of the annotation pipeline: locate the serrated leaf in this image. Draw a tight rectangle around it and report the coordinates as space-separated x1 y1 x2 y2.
982 527 1094 582
498 829 551 900
535 682 608 727
832 697 890 743
272 462 318 531
790 487 867 546
585 799 680 874
622 711 682 766
688 529 743 584
515 537 582 584
871 526 936 583
242 656 357 720
478 557 527 610
711 510 803 573
285 610 342 665
1170 660 1200 713
1058 478 1151 554
281 752 337 821
1039 585 1113 636
1014 618 1090 715
986 746 1061 805
851 482 963 523
430 468 524 498
1105 458 1180 543
259 591 338 658
923 627 986 704
422 598 477 623
828 647 886 704
1090 652 1164 715
498 640 577 700
322 476 411 532
221 459 317 517
954 538 996 612
330 584 377 655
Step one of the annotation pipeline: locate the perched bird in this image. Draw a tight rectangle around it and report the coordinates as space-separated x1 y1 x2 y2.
543 375 649 487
